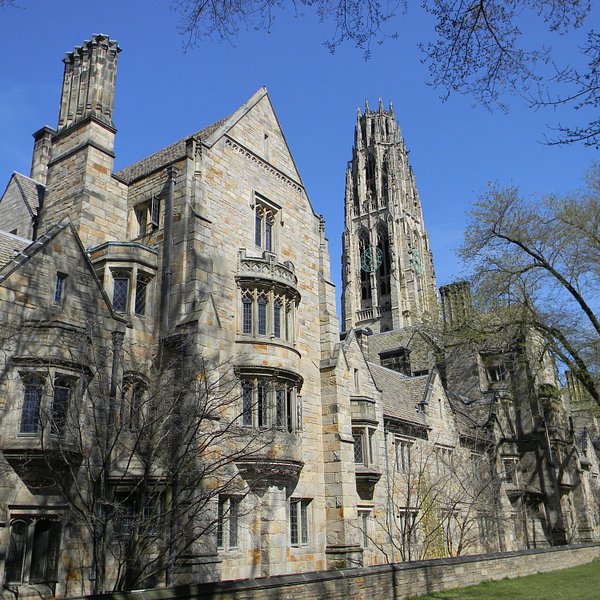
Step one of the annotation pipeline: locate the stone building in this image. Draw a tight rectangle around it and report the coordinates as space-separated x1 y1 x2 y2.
0 34 598 598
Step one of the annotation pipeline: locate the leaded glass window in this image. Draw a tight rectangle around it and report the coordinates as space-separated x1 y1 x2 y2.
258 296 267 336
242 381 253 426
113 275 129 313
51 379 70 436
242 295 253 334
273 300 281 338
21 379 43 434
134 277 148 316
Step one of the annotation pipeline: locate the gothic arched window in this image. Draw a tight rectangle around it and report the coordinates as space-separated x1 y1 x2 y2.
366 152 376 205
382 152 390 206
376 224 391 298
358 231 372 302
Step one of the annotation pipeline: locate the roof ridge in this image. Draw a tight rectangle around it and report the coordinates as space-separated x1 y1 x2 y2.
13 171 45 186
114 114 231 183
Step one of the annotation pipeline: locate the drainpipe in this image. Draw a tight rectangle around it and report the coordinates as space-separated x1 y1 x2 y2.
383 424 397 564
161 166 176 339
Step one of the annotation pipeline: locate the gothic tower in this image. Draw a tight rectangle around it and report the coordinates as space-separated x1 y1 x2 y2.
341 100 439 333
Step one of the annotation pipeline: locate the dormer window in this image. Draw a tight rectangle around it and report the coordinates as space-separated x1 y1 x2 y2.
134 195 160 237
379 347 411 376
487 364 508 383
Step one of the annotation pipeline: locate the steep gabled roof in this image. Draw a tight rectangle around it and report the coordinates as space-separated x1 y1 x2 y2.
0 230 30 271
368 362 428 426
13 172 44 215
0 172 44 217
115 87 295 185
0 220 126 323
0 222 67 282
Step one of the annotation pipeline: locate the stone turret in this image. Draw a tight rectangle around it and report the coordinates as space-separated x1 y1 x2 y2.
341 100 439 333
37 34 127 247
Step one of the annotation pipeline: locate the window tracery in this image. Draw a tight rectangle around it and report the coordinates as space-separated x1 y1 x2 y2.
239 375 302 433
238 287 296 344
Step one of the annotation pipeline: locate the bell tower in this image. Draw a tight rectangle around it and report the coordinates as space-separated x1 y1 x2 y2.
341 99 439 333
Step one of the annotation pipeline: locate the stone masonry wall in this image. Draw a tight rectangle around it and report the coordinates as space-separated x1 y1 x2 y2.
80 543 600 600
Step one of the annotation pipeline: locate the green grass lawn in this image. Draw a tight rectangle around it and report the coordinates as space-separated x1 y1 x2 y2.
411 560 600 599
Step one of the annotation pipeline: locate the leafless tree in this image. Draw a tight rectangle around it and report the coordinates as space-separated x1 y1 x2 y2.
460 163 600 410
369 440 503 562
29 326 274 593
173 0 597 147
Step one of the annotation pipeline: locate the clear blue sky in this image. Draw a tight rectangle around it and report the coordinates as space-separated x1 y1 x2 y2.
1 1 597 305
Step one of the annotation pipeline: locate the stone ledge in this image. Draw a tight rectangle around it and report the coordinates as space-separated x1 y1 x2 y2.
76 543 600 600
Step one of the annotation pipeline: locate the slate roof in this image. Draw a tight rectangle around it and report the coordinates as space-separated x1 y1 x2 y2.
0 230 30 271
15 173 43 214
114 117 229 184
366 330 413 362
368 362 428 426
1 172 44 216
447 392 495 443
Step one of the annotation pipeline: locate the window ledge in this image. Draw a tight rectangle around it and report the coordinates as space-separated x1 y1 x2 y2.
235 337 301 357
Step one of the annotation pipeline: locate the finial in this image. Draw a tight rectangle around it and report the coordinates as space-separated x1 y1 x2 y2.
378 97 384 113
389 100 395 119
365 99 369 113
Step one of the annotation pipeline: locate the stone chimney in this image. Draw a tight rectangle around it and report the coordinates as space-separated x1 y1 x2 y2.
38 34 127 247
440 281 473 328
58 34 120 132
30 126 55 185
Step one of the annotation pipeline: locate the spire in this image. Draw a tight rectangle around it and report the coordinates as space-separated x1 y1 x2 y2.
58 34 121 132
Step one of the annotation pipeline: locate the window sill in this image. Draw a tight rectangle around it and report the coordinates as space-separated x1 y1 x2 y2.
236 336 301 356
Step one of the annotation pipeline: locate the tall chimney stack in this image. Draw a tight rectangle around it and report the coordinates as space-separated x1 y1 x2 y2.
57 34 120 132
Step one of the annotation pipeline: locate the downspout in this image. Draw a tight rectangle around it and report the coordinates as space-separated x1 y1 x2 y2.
383 423 396 564
161 166 176 339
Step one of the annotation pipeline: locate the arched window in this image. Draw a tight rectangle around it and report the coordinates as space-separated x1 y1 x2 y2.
239 287 296 344
382 152 390 205
366 152 376 204
5 519 60 584
5 520 27 583
358 231 372 302
376 224 391 298
242 292 253 335
273 299 282 338
257 295 268 336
